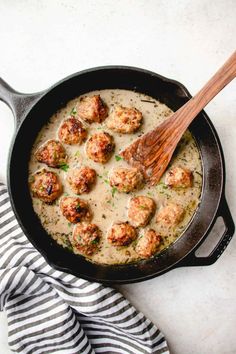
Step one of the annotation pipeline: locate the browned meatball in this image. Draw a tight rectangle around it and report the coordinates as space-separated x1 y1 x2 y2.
128 196 156 227
165 166 192 188
58 117 87 145
77 95 108 123
67 167 96 194
70 223 101 256
156 203 184 227
109 167 143 193
60 196 91 223
107 222 137 246
107 105 142 133
86 132 115 163
135 229 161 258
35 140 67 168
30 169 62 203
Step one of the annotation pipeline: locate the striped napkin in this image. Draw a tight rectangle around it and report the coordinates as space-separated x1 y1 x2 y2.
0 183 169 354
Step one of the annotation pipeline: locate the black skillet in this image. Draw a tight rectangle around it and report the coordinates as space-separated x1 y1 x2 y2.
0 66 235 283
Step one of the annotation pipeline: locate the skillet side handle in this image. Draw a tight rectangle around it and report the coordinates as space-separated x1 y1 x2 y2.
177 196 235 267
0 77 45 127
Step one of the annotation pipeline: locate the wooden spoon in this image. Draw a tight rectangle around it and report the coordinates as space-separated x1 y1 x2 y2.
121 51 236 185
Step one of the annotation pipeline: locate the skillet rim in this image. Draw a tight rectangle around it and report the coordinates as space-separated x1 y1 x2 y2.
7 65 225 283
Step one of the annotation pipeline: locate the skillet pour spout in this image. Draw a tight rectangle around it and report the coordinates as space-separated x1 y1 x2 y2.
0 66 234 283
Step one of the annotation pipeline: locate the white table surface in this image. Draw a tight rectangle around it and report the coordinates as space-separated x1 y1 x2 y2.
0 1 236 353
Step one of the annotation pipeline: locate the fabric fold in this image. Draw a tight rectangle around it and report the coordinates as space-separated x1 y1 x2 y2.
0 183 169 354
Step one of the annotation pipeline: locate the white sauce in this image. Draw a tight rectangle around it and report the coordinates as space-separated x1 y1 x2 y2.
29 89 202 265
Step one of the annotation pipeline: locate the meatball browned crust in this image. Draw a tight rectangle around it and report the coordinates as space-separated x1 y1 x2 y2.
35 140 67 168
77 95 108 123
156 203 184 227
107 222 137 246
109 167 143 193
58 117 87 145
86 132 115 163
60 196 92 223
67 167 96 194
165 166 192 188
106 105 143 133
30 169 62 203
70 223 101 256
135 229 161 258
128 196 156 227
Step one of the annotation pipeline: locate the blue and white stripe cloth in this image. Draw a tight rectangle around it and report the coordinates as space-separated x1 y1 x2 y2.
0 183 169 354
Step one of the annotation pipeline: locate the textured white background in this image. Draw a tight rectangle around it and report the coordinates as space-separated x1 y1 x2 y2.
0 1 236 353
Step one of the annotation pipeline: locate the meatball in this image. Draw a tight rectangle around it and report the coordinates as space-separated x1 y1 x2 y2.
30 169 62 203
109 167 143 193
67 166 96 194
128 196 156 227
165 166 192 188
60 196 91 223
135 229 161 258
156 203 184 227
70 223 101 256
86 132 115 163
107 222 137 246
58 117 87 145
77 95 108 123
35 139 67 168
107 105 142 133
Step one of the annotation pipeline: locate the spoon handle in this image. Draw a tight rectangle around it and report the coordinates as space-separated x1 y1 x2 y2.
174 50 236 130
121 51 236 185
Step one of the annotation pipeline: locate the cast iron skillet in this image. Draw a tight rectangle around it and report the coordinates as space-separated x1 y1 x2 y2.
0 66 235 284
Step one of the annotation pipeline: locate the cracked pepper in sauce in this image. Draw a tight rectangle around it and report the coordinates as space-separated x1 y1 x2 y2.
29 89 202 265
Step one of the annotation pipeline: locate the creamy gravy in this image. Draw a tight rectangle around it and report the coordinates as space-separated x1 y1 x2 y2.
29 89 202 265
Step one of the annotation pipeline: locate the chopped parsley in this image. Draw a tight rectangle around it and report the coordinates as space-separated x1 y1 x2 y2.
158 182 168 189
59 163 69 172
115 155 123 161
91 239 99 245
70 107 77 116
28 175 35 183
111 187 117 198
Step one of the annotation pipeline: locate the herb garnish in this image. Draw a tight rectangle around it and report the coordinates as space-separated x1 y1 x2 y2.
59 163 69 172
70 107 77 116
91 239 99 245
158 182 168 189
28 176 35 183
111 187 117 198
140 99 156 104
115 155 123 161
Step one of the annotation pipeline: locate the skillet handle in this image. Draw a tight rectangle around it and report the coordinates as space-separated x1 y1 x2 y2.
177 196 235 267
0 77 45 127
